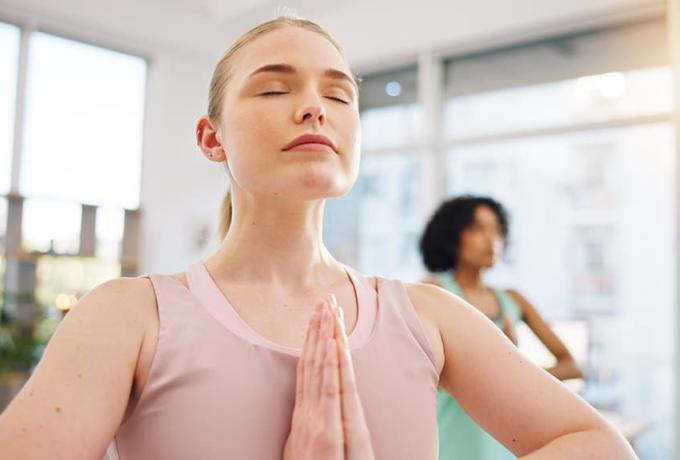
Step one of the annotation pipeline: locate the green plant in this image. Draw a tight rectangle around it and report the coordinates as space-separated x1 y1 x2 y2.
0 291 46 380
0 322 42 378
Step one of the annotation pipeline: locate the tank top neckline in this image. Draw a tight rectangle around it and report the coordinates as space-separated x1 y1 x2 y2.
184 261 378 357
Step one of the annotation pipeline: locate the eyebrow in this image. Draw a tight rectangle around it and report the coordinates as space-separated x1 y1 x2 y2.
248 63 359 92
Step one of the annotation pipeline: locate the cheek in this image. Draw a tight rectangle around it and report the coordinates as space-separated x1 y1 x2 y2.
337 111 362 173
229 109 276 149
460 233 482 252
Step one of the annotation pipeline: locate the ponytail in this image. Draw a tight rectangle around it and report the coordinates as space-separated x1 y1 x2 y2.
217 190 232 240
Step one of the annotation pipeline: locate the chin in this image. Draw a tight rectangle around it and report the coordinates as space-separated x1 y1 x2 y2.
294 167 355 197
480 257 496 269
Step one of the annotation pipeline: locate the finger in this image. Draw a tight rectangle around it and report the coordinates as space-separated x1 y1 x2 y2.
303 302 323 402
330 296 353 377
312 302 333 402
333 302 364 430
296 308 318 401
321 338 342 436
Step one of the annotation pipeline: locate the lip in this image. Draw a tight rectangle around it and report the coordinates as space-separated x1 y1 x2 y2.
282 134 337 153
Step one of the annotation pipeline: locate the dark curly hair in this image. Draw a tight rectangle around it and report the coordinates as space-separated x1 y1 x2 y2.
419 195 509 272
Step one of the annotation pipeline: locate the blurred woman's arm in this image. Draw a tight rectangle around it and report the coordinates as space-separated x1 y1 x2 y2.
508 289 583 381
406 282 636 459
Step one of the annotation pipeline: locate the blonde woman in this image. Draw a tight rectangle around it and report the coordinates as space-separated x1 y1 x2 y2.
0 17 636 460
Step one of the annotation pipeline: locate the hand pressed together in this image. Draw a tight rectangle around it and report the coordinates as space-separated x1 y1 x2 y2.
283 295 375 460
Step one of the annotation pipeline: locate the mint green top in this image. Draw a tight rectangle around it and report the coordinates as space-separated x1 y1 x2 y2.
437 275 522 460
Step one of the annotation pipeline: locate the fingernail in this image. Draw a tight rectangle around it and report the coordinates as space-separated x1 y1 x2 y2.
337 305 345 321
329 293 338 309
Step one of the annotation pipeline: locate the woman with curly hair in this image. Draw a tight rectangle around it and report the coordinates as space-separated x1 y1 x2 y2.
420 195 584 459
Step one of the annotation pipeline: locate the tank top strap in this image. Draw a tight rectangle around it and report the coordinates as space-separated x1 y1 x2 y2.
494 289 523 324
135 271 205 347
343 265 378 345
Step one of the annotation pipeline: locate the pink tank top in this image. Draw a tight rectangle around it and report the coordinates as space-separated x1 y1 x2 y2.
107 262 439 459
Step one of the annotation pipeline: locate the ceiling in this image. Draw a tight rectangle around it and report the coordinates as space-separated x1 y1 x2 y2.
0 0 350 61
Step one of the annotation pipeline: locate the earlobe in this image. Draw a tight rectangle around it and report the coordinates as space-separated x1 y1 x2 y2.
196 116 227 162
208 147 227 161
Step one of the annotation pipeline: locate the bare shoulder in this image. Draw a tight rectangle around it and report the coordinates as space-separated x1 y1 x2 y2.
74 276 158 327
403 280 465 320
401 281 468 375
505 288 532 316
0 276 161 458
505 287 522 300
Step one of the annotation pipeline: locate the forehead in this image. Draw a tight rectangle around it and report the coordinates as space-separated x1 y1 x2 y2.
474 205 499 223
229 27 351 82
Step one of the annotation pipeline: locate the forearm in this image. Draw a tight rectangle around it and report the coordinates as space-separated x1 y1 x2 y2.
518 428 637 460
546 357 583 381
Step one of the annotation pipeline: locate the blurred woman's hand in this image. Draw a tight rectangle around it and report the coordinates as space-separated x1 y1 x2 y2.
501 315 518 346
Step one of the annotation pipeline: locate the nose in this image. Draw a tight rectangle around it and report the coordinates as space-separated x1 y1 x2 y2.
294 91 326 125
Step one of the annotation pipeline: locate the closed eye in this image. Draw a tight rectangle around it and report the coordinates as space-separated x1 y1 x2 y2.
326 96 350 104
261 91 289 96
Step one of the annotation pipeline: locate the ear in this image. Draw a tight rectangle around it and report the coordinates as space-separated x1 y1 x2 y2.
196 116 227 162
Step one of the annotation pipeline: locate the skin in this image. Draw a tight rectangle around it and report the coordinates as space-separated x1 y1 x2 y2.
0 26 635 459
430 205 583 381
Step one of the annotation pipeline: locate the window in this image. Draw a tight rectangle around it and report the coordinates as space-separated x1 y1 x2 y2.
22 198 82 254
96 206 125 261
444 18 674 459
325 66 423 279
0 22 20 195
360 66 421 149
355 153 422 280
20 32 146 208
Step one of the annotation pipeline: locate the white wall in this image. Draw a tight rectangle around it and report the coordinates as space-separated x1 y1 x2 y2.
138 52 226 274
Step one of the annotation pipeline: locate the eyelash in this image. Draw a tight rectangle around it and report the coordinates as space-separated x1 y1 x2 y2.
260 91 349 105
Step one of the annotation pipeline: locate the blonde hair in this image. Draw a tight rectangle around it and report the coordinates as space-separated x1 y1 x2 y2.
212 16 356 240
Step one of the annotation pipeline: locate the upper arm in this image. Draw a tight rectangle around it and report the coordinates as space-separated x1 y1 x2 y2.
0 277 157 459
508 289 573 361
407 283 611 457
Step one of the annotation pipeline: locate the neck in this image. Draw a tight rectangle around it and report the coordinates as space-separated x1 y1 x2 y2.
205 196 343 288
453 264 486 291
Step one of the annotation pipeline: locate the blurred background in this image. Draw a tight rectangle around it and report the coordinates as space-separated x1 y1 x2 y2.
0 0 678 458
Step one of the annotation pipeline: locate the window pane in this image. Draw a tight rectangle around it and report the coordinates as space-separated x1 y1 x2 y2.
0 196 7 253
444 67 672 138
22 198 81 254
357 153 422 279
360 66 421 149
0 22 20 194
35 256 120 312
361 104 422 149
20 33 146 208
445 123 675 459
0 196 6 317
324 153 423 280
95 206 124 260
